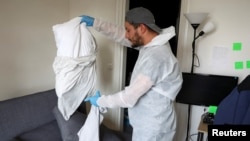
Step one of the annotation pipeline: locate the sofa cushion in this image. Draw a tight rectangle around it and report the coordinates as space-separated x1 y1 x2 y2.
53 106 86 141
9 138 22 141
0 89 58 141
18 120 62 141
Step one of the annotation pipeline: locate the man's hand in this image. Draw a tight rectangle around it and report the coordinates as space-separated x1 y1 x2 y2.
84 91 101 107
80 15 94 26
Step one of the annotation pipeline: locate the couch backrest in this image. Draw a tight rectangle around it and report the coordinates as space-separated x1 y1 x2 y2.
0 89 57 140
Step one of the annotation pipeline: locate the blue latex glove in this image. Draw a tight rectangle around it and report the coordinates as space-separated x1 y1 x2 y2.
80 15 94 26
84 91 101 107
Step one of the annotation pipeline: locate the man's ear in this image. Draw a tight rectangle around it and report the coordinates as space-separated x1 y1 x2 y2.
139 24 147 34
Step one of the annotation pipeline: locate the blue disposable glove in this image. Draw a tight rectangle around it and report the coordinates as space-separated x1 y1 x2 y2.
84 91 101 107
80 15 94 26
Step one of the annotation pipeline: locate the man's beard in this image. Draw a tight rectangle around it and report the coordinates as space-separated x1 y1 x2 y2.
131 32 143 48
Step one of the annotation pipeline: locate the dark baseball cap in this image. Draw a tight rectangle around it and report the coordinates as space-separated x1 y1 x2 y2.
125 7 162 33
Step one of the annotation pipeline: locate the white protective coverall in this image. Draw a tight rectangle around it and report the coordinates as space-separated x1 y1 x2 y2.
52 17 106 141
92 18 183 141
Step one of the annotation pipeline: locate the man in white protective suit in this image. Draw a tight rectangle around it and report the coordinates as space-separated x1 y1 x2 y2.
82 7 183 141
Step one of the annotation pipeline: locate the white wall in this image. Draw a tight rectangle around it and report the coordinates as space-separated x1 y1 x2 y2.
176 0 250 140
0 0 69 100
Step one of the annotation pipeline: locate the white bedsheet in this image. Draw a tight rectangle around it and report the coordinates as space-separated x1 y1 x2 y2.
52 17 105 141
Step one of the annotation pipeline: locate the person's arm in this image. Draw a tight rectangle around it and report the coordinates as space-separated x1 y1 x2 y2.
80 15 131 47
97 73 153 108
93 18 132 47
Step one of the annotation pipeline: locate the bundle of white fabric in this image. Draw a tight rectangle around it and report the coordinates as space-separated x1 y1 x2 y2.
52 17 105 141
52 17 97 120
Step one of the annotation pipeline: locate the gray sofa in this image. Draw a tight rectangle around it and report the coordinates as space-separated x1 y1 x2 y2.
0 89 132 141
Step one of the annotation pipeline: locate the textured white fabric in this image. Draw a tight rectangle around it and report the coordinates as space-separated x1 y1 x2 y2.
53 17 97 58
98 74 153 108
77 106 107 141
52 17 104 141
94 18 131 47
93 18 183 141
52 17 97 120
53 56 96 99
132 128 175 141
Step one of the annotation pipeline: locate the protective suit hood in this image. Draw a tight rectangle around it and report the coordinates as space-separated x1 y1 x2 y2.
144 26 175 48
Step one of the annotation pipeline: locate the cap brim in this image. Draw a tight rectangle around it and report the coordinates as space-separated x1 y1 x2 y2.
146 24 162 33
